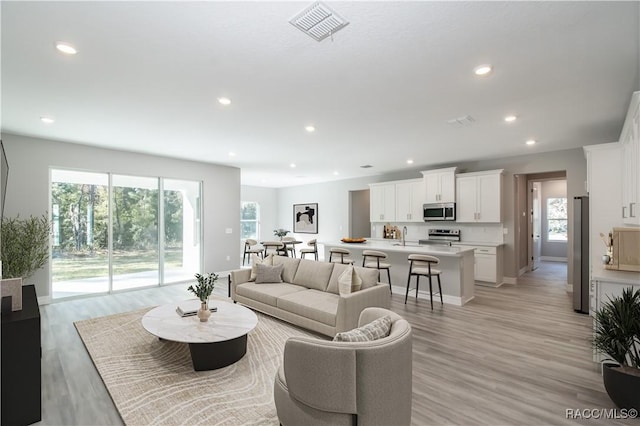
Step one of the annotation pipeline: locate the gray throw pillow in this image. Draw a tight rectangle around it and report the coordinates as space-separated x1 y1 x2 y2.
333 316 392 342
255 263 284 284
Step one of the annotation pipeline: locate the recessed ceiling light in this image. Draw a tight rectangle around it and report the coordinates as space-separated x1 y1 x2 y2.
305 125 315 133
40 116 55 124
406 159 414 165
526 139 536 145
333 171 339 176
55 42 77 55
228 152 236 157
474 64 493 76
218 97 231 106
504 115 517 122
290 163 296 168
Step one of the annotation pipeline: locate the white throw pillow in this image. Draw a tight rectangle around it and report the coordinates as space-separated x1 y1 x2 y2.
333 316 392 342
250 254 274 281
338 266 362 295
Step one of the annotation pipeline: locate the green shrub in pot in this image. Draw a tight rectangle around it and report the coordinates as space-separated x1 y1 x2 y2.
593 287 640 409
1 214 51 280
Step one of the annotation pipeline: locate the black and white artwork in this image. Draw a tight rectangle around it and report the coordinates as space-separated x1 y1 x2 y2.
293 203 318 234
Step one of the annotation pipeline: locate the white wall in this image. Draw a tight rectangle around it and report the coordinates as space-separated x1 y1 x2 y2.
1 133 241 301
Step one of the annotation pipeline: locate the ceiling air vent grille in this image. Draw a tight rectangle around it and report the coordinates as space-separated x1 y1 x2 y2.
290 2 349 42
447 115 475 128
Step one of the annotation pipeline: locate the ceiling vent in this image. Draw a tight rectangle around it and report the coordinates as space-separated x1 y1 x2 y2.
360 164 373 169
289 2 349 42
447 115 475 128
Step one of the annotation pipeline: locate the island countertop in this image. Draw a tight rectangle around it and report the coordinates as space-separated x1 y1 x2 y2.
321 240 475 257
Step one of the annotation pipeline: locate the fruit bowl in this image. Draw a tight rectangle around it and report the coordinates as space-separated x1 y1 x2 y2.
341 237 367 243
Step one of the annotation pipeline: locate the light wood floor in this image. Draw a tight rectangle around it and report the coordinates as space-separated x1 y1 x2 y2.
35 262 634 425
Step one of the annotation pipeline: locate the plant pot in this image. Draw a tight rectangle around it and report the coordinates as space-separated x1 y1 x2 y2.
197 302 211 322
602 362 640 410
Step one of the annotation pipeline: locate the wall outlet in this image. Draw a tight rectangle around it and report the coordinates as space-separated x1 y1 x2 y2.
225 228 232 234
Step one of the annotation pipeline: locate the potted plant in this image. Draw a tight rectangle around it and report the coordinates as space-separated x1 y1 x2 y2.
188 272 218 322
273 228 289 240
1 214 51 281
593 287 640 409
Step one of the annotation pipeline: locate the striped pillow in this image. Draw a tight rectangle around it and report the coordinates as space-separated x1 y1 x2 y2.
333 316 392 342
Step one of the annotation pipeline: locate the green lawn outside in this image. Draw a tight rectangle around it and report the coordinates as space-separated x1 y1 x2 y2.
52 249 183 281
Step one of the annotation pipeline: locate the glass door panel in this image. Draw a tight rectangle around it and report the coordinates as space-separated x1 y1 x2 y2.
51 170 109 298
111 175 159 290
163 179 201 284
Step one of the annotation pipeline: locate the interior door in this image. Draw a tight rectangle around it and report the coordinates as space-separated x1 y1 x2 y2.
529 181 542 270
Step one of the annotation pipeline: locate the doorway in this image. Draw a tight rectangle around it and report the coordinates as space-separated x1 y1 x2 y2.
349 189 371 238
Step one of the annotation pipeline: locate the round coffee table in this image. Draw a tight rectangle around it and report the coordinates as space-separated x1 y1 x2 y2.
141 299 258 371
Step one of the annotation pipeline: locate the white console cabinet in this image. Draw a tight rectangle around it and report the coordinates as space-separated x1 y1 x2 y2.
456 170 503 223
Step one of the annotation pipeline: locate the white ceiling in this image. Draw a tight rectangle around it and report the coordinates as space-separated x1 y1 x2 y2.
2 1 638 188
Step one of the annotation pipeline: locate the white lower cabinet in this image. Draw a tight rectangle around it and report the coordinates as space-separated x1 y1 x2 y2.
456 245 503 285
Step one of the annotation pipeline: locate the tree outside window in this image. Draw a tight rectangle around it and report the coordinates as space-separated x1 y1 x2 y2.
547 197 567 241
241 202 259 240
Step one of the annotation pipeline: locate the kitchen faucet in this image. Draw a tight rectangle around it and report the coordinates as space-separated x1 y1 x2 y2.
402 226 407 246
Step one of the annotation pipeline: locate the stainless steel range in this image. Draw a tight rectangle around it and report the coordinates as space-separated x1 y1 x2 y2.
419 229 461 246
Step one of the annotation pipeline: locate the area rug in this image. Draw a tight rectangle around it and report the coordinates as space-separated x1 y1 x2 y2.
74 307 318 426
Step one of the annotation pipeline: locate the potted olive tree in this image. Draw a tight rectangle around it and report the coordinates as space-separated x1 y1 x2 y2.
593 287 640 409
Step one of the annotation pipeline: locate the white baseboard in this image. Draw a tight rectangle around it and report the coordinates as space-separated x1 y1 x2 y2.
518 266 528 276
503 276 517 285
540 256 567 262
38 295 52 305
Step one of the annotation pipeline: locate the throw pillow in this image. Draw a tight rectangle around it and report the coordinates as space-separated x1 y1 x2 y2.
255 263 284 284
333 316 392 342
250 254 274 281
337 266 362 295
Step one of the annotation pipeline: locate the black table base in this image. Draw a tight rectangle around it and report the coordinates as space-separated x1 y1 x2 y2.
188 334 248 371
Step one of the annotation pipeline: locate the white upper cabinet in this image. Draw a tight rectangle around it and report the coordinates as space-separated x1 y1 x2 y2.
369 183 396 222
620 91 639 225
421 167 457 203
395 179 426 222
456 170 503 223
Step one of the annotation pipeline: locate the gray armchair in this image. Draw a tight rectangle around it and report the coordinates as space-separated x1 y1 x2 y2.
274 307 412 426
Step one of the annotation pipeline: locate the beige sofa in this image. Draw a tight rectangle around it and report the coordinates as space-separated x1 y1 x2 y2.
274 307 413 426
230 255 391 337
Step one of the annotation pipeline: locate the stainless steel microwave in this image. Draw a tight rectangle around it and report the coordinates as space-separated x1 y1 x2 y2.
423 202 456 221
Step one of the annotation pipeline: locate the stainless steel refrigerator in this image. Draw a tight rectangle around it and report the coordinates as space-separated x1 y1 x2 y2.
573 196 589 314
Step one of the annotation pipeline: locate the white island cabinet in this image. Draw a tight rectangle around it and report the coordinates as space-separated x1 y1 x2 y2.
321 240 475 306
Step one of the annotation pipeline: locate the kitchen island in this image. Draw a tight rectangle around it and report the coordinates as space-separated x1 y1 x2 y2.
322 240 475 306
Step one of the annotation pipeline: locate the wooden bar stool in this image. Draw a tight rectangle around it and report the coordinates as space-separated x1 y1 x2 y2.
329 247 354 264
362 250 392 294
300 239 318 260
242 239 264 265
405 254 443 310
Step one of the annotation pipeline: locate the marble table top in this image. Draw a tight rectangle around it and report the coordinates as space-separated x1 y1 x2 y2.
141 299 258 344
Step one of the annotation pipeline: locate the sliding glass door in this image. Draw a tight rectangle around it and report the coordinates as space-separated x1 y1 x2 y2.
51 169 202 299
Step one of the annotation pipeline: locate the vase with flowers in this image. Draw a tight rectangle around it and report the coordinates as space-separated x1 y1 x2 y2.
273 228 290 241
188 272 218 322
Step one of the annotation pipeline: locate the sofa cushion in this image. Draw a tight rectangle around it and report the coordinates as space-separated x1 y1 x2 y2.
255 263 284 283
333 316 392 342
291 259 334 292
277 289 339 326
338 266 362 295
327 264 379 294
235 282 306 307
250 254 274 281
272 255 301 283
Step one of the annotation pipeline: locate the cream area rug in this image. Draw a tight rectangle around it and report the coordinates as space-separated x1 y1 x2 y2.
74 307 317 426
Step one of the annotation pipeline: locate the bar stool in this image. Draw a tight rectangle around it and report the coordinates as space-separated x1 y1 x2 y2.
300 239 318 261
263 241 286 257
242 239 264 265
362 250 392 294
405 254 443 310
329 247 354 264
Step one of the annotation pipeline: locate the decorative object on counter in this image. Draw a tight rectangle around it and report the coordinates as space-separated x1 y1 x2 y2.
273 228 290 240
605 227 640 272
187 272 218 322
599 232 613 265
383 224 401 239
0 277 22 312
293 203 318 234
593 287 640 410
341 237 367 243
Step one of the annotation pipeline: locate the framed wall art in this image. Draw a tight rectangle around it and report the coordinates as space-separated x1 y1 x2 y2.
293 203 318 234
